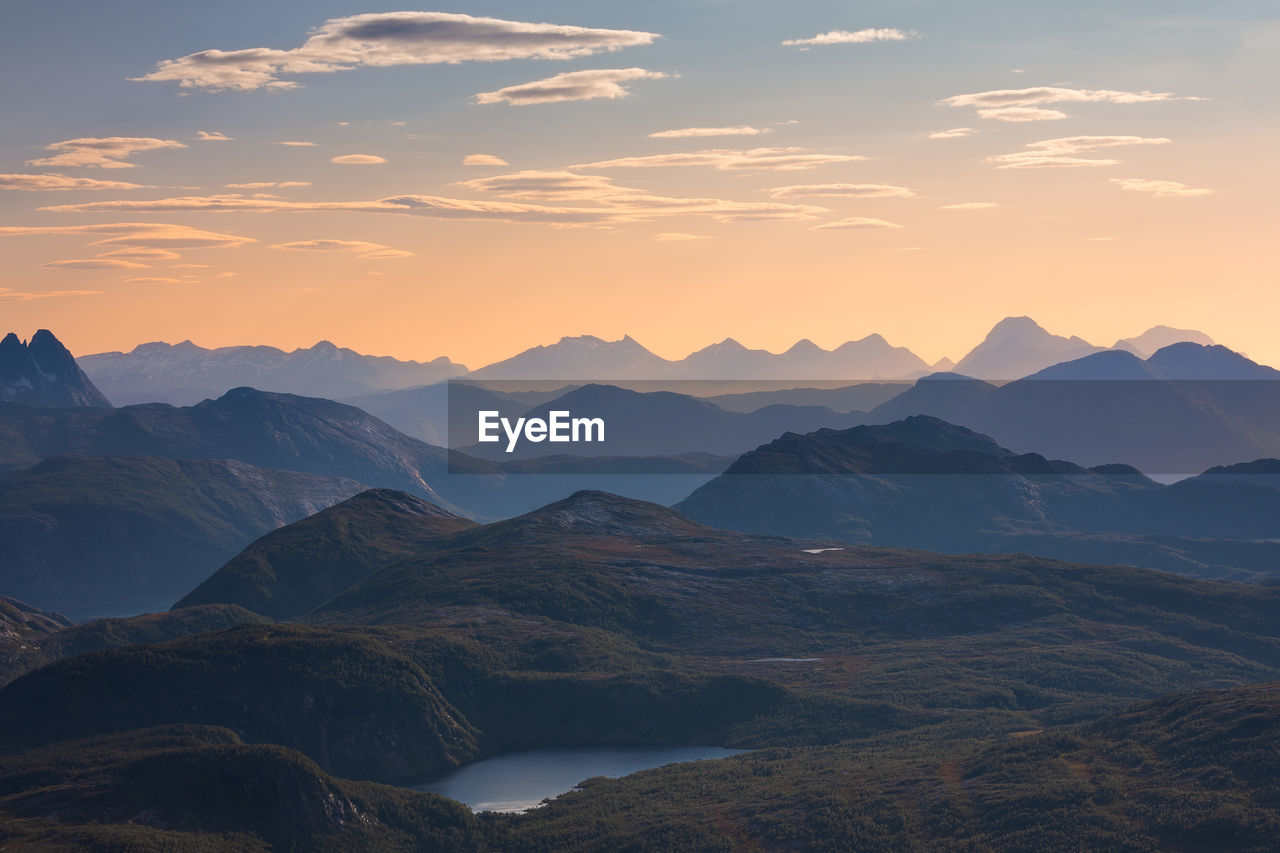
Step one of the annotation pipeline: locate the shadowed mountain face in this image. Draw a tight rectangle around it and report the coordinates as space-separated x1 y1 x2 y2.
176 489 477 621
871 344 1280 473
676 416 1280 580
0 387 459 504
0 455 366 614
78 339 468 406
0 625 482 781
0 330 111 408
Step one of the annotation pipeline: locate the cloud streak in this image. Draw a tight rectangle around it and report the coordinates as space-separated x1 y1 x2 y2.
987 136 1171 169
27 137 186 169
573 147 867 172
331 154 387 164
1110 178 1212 198
0 222 255 249
269 239 414 258
810 217 904 231
39 189 825 226
0 288 101 302
783 28 917 47
649 126 770 138
768 183 916 200
0 173 148 191
474 68 667 105
131 12 660 92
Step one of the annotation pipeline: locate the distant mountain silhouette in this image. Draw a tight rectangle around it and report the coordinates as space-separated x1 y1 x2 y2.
0 455 364 613
468 333 930 380
79 339 467 406
1114 325 1215 357
870 343 1280 472
954 316 1106 379
0 330 110 408
677 415 1280 580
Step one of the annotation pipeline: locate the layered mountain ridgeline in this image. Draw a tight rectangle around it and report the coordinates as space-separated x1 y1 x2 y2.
0 455 365 613
78 339 468 406
0 330 110 408
0 603 269 687
0 386 717 520
496 682 1280 851
163 490 1280 726
4 492 1280 847
0 725 485 851
176 490 477 621
870 343 1280 472
677 416 1280 581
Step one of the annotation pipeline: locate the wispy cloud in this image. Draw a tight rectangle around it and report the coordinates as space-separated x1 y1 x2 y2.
654 232 711 241
977 106 1068 122
768 183 916 200
42 258 151 270
929 127 976 140
1110 177 1213 198
0 173 148 191
277 141 316 147
0 288 101 302
27 137 186 169
124 277 188 283
988 136 1171 169
455 170 644 202
810 217 904 231
573 147 867 172
943 87 1197 121
940 202 999 210
474 68 667 105
196 131 234 141
463 153 509 166
649 126 770 138
331 154 387 164
0 222 255 249
41 190 825 226
224 181 311 189
132 12 660 92
783 28 917 47
269 239 414 258
96 247 181 260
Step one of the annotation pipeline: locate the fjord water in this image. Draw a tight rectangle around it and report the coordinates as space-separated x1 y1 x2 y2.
414 746 749 812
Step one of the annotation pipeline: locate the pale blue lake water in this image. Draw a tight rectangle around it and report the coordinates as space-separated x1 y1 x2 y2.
413 745 749 813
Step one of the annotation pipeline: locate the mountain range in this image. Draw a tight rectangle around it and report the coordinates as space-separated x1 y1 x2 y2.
869 343 1280 472
69 319 1222 405
676 415 1280 580
3 485 1280 848
78 339 467 406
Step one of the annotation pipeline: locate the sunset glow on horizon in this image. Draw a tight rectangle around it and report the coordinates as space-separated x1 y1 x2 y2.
2 1 1276 369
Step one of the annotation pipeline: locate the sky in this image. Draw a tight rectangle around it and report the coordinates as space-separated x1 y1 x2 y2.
1 0 1277 369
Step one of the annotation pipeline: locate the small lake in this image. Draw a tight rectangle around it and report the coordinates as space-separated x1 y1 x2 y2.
413 745 749 813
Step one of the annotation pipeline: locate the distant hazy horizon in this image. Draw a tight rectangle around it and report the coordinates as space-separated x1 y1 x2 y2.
2 1 1275 367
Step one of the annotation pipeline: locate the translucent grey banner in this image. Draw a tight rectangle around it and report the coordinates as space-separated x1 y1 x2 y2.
442 378 1280 477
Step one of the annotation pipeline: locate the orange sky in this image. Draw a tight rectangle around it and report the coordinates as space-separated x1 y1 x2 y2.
2 3 1277 369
